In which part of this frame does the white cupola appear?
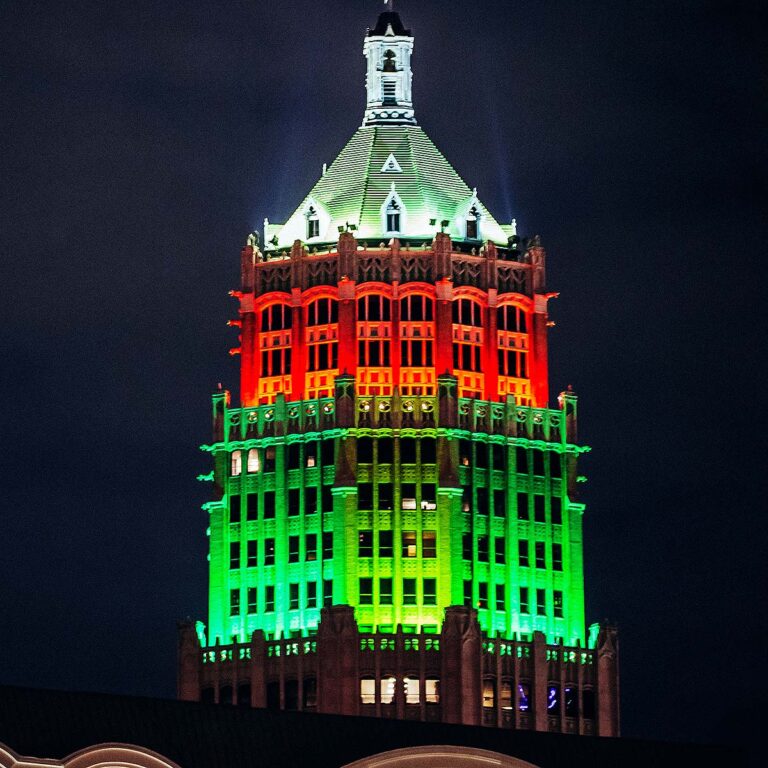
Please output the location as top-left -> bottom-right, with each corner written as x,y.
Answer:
363,5 -> 416,126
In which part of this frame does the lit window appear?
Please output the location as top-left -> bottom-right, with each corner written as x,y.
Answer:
423,578 -> 437,605
380,676 -> 396,704
518,683 -> 530,712
422,530 -> 437,558
230,450 -> 242,476
402,530 -> 417,558
404,677 -> 420,704
482,679 -> 496,708
403,578 -> 417,605
500,680 -> 513,710
425,679 -> 440,704
360,677 -> 376,704
246,448 -> 260,473
548,685 -> 560,713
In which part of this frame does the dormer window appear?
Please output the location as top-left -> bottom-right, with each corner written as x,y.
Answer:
306,206 -> 320,239
466,205 -> 481,240
386,200 -> 401,232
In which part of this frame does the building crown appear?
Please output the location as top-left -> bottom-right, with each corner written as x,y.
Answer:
363,7 -> 416,126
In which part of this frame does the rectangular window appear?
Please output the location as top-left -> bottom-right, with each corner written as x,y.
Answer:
551,497 -> 562,524
306,441 -> 319,467
493,490 -> 506,517
401,482 -> 417,510
421,483 -> 437,510
422,530 -> 437,558
520,586 -> 529,613
402,530 -> 417,558
289,583 -> 299,610
477,487 -> 488,515
307,218 -> 320,239
322,486 -> 333,513
462,532 -> 472,561
322,531 -> 333,560
322,438 -> 335,466
494,537 -> 506,564
246,493 -> 258,521
323,579 -> 333,607
264,538 -> 275,566
423,578 -> 437,605
550,452 -> 562,478
264,446 -> 276,472
358,483 -> 374,509
495,583 -> 505,612
553,543 -> 563,571
535,541 -> 546,569
534,495 -> 545,522
247,539 -> 258,567
516,447 -> 528,474
229,495 -> 241,523
518,539 -> 529,567
378,482 -> 394,510
358,530 -> 373,557
536,588 -> 546,615
288,488 -> 301,516
359,577 -> 373,605
230,589 -> 240,615
380,577 -> 393,605
517,492 -> 528,520
463,579 -> 473,607
289,535 -> 300,563
287,443 -> 301,469
373,531 -> 390,559
306,533 -> 317,561
307,581 -> 317,608
477,535 -> 489,562
263,491 -> 275,519
554,590 -> 564,618
403,578 -> 417,605
229,542 -> 240,569
305,487 -> 318,514
477,582 -> 488,609
247,587 -> 257,614
533,450 -> 545,476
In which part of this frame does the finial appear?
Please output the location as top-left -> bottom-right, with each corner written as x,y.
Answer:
385,0 -> 394,10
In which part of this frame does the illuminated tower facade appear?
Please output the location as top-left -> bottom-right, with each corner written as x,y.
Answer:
178,8 -> 620,737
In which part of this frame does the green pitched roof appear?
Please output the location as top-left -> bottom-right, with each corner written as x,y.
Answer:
270,126 -> 511,248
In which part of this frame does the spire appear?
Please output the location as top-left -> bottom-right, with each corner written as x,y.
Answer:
363,6 -> 416,126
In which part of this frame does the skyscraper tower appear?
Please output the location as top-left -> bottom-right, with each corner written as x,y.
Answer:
178,7 -> 620,737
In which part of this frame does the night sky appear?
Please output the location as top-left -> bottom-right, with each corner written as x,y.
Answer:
1,0 -> 765,763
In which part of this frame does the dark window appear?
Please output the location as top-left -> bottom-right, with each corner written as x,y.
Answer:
264,538 -> 275,566
477,535 -> 489,562
358,530 -> 373,557
550,452 -> 562,478
264,446 -> 276,472
230,589 -> 240,615
380,577 -> 393,605
246,493 -> 258,521
358,483 -> 374,509
321,438 -> 335,466
518,539 -> 530,567
229,542 -> 240,569
536,588 -> 546,615
305,442 -> 318,467
492,444 -> 505,470
493,489 -> 506,517
466,217 -> 478,240
421,483 -> 437,509
378,482 -> 394,510
516,447 -> 528,474
357,437 -> 373,463
463,579 -> 473,606
307,582 -> 317,608
401,482 -> 417,510
423,578 -> 437,605
403,578 -> 417,605
553,543 -> 563,571
422,530 -> 437,558
554,590 -> 564,618
552,497 -> 562,524
462,533 -> 472,560
495,583 -> 505,612
535,541 -> 546,568
220,685 -> 233,705
266,682 -> 279,709
359,577 -> 373,605
565,686 -> 578,717
307,217 -> 320,239
306,533 -> 317,561
477,487 -> 488,515
322,486 -> 333,512
517,492 -> 528,520
520,586 -> 529,613
201,687 -> 215,704
289,583 -> 299,610
305,487 -> 318,514
495,537 -> 506,564
285,680 -> 299,710
459,439 -> 472,466
322,532 -> 333,560
378,438 -> 393,463
265,585 -> 275,612
289,535 -> 300,563
379,530 -> 393,557
421,438 -> 437,463
287,443 -> 301,469
323,579 -> 333,607
534,495 -> 545,522
478,582 -> 488,609
475,443 -> 488,468
583,690 -> 595,718
263,491 -> 275,519
386,212 -> 400,231
247,587 -> 257,614
400,437 -> 417,463
247,539 -> 258,567
229,495 -> 241,524
288,488 -> 301,516
238,683 -> 251,707
533,450 -> 545,476
304,678 -> 318,708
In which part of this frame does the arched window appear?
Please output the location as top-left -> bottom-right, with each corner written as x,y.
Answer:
404,676 -> 420,705
357,293 -> 392,395
399,293 -> 435,395
496,303 -> 531,405
382,49 -> 397,72
466,205 -> 481,240
360,676 -> 376,704
230,450 -> 242,476
305,296 -> 339,398
386,199 -> 401,232
382,187 -> 406,235
380,675 -> 396,705
452,297 -> 485,397
246,448 -> 260,473
258,302 -> 293,403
